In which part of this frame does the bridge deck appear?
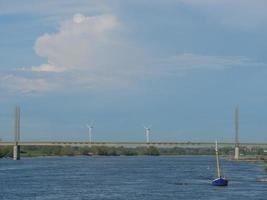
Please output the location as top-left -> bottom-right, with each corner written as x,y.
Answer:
1,141 -> 267,148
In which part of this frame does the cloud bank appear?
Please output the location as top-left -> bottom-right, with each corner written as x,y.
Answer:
0,12 -> 263,95
162,54 -> 260,70
33,13 -> 120,72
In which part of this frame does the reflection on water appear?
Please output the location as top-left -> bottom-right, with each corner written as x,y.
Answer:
0,156 -> 267,200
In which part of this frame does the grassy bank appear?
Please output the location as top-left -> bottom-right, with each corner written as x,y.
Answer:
0,146 -> 13,158
1,145 -> 267,158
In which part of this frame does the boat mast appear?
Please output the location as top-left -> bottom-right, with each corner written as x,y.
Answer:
234,106 -> 240,160
215,140 -> 221,178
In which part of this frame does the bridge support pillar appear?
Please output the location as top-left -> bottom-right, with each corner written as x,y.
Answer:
234,146 -> 239,160
13,144 -> 20,160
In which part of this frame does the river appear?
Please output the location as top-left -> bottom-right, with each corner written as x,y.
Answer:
0,156 -> 267,199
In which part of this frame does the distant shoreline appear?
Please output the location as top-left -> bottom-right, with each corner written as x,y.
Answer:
1,145 -> 267,159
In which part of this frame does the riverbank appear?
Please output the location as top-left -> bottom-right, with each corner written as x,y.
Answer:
1,145 -> 222,158
226,155 -> 266,163
1,145 -> 267,158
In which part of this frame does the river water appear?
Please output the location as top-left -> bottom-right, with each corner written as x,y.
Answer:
0,156 -> 267,200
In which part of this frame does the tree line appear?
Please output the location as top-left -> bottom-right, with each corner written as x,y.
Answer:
1,145 -> 266,158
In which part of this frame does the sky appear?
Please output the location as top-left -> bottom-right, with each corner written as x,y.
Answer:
0,0 -> 267,142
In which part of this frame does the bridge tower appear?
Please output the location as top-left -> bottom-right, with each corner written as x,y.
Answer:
234,106 -> 240,160
13,106 -> 21,160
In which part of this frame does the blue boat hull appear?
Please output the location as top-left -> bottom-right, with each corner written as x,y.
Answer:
212,178 -> 228,186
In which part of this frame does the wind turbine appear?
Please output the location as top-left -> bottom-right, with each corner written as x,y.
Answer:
144,126 -> 151,143
86,123 -> 94,143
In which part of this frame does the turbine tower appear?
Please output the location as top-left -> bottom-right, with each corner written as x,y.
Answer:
86,123 -> 93,143
144,126 -> 151,143
234,106 -> 240,160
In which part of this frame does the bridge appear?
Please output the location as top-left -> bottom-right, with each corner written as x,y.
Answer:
1,141 -> 234,148
2,141 -> 267,148
0,141 -> 267,148
1,106 -> 267,160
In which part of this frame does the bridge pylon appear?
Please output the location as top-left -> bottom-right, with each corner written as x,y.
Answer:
13,106 -> 21,160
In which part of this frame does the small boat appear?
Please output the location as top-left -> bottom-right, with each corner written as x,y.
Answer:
212,140 -> 228,186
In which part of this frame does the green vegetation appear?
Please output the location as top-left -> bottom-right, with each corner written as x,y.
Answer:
1,145 -> 267,158
68,146 -> 160,156
20,146 -> 78,157
0,146 -> 12,158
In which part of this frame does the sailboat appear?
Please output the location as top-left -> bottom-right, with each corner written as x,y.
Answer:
212,140 -> 228,186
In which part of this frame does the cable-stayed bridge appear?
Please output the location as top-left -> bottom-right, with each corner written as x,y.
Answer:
0,141 -> 230,148
1,105 -> 265,160
0,141 -> 267,148
1,141 -> 267,148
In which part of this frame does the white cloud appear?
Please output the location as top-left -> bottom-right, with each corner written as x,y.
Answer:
143,53 -> 264,78
2,13 -> 143,94
34,14 -> 120,71
0,74 -> 56,94
21,64 -> 65,73
162,54 -> 259,70
1,13 -> 263,95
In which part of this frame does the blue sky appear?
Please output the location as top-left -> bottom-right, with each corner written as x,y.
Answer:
0,0 -> 267,142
